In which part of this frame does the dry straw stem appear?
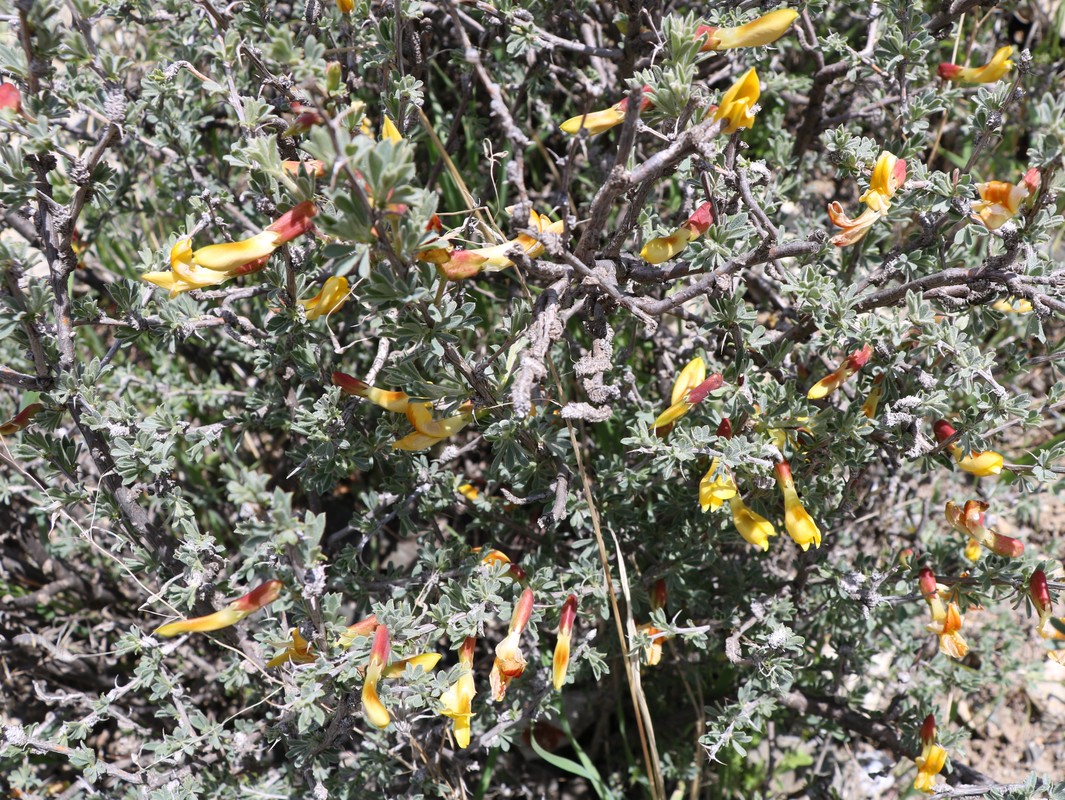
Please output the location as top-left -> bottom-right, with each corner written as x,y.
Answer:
549,358 -> 665,800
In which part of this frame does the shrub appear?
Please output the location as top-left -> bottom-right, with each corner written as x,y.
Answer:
2,0 -> 1064,798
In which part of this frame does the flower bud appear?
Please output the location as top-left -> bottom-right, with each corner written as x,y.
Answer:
325,61 -> 343,93
362,625 -> 392,728
552,594 -> 578,690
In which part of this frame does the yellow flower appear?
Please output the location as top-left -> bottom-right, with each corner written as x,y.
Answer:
712,68 -> 760,134
1029,570 -> 1054,639
933,420 -> 1003,477
860,374 -> 884,419
266,629 -> 317,668
392,400 -> 475,452
381,115 -> 402,143
441,636 -> 477,748
552,594 -> 578,690
143,203 -> 317,297
560,87 -> 653,136
913,715 -> 948,794
362,625 -> 391,729
381,652 -> 442,678
860,152 -> 907,212
697,8 -> 799,50
827,152 -> 906,247
640,202 -> 714,264
699,459 -> 737,511
972,168 -> 1040,230
774,461 -> 821,551
938,45 -> 1013,83
155,579 -> 283,638
806,344 -> 872,400
956,450 -> 1004,476
991,297 -> 1033,313
728,495 -> 776,551
332,372 -> 410,413
653,357 -> 723,435
489,588 -> 535,702
299,276 -> 349,320
336,0 -> 353,13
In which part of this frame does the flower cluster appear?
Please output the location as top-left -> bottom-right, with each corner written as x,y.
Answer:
151,560 -> 580,746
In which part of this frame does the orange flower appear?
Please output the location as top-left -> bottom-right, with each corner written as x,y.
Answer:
440,636 -> 477,748
697,8 -> 798,50
437,209 -> 565,280
807,344 -> 873,400
712,68 -> 760,134
933,420 -> 1003,477
919,568 -> 968,659
637,580 -> 669,666
362,625 -> 391,728
490,588 -> 535,701
552,594 -> 578,690
774,461 -> 821,551
560,86 -> 653,136
938,45 -> 1013,83
155,579 -> 283,637
299,276 -> 349,320
972,168 -> 1040,230
640,202 -> 714,264
266,629 -> 317,668
281,159 -> 326,178
828,152 -> 906,247
913,714 -> 948,793
944,500 -> 1023,558
0,403 -> 43,436
143,203 -> 317,296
